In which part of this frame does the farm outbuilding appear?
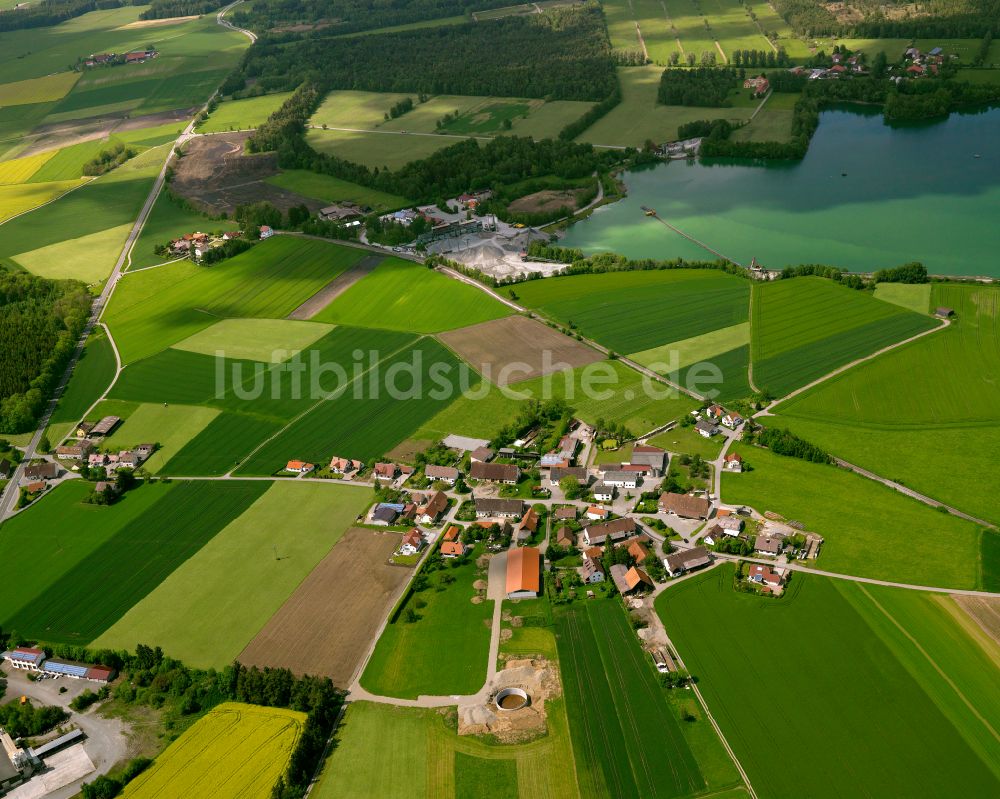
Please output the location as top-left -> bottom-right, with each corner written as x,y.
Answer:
506,546 -> 541,599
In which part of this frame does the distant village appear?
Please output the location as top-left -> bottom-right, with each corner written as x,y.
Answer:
80,49 -> 158,69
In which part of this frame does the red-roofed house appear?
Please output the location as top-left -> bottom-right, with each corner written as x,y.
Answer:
285,460 -> 314,474
441,540 -> 469,558
399,530 -> 424,556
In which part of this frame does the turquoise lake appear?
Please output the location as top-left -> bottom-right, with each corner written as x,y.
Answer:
560,106 -> 1000,277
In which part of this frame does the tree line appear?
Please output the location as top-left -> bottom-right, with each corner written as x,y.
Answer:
730,48 -> 791,68
0,634 -> 344,799
0,0 -> 135,32
139,0 -> 221,19
747,426 -> 831,463
232,6 -> 616,102
773,0 -> 1000,38
230,0 -> 513,36
0,268 -> 90,433
658,67 -> 741,107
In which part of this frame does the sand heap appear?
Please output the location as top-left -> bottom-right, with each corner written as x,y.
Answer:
457,658 -> 561,742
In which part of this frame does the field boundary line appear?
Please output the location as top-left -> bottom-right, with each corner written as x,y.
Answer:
0,176 -> 96,229
307,125 -> 494,143
747,283 -> 760,393
857,583 -> 1000,745
758,317 -> 949,414
230,335 -> 426,475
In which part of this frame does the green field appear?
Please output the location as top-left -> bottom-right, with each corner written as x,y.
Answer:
105,236 -> 366,363
576,67 -> 758,147
0,179 -> 87,224
160,413 -> 284,476
649,421 -> 725,459
199,91 -> 294,133
122,702 -> 304,799
265,169 -> 410,211
722,444 -> 983,589
314,694 -> 581,798
1,145 -> 170,280
13,222 -> 134,282
43,14 -> 247,124
0,72 -> 79,107
312,257 -> 510,332
93,481 -> 370,667
750,277 -> 938,396
3,480 -> 268,643
0,481 -> 175,636
173,318 -> 336,362
306,127 -> 471,170
516,268 -> 749,355
48,328 -> 117,431
128,188 -> 217,269
236,337 -> 465,474
770,283 -> 1000,525
555,600 -> 707,797
415,359 -> 696,442
102,403 -> 221,472
873,281 -> 932,314
730,91 -> 797,143
657,566 -> 1000,798
361,542 -> 493,698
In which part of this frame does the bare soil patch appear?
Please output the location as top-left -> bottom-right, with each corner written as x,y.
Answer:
172,133 -> 324,216
953,595 -> 1000,647
385,437 -> 436,464
438,315 -> 602,384
287,254 -> 381,320
238,527 -> 411,685
19,108 -> 191,158
507,188 -> 588,215
457,657 -> 561,743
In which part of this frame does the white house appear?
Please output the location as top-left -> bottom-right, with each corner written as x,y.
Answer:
602,470 -> 638,489
592,483 -> 614,502
695,420 -> 718,438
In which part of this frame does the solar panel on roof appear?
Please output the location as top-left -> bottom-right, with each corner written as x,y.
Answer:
45,661 -> 88,677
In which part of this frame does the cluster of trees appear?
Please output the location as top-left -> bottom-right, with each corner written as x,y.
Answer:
974,29 -> 994,66
364,213 -> 428,246
526,240 -> 748,279
0,269 -> 90,433
82,142 -> 137,176
730,48 -> 790,68
750,427 -> 831,463
140,0 -> 220,19
658,67 -> 741,107
386,97 -> 414,121
874,261 -> 928,283
492,398 -> 573,449
0,0 -> 129,33
667,50 -> 720,67
80,758 -> 152,799
612,49 -> 648,66
676,117 -> 734,141
0,698 -> 67,739
778,263 -> 865,288
230,0 -> 513,36
234,7 -> 616,102
773,0 -> 1000,38
559,83 -> 622,141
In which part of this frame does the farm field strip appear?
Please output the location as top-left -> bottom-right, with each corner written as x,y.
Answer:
105,237 -> 367,363
555,601 -> 704,797
750,277 -> 937,396
312,257 -> 511,333
102,403 -> 221,472
239,527 -> 413,685
93,481 -> 371,668
122,702 -> 304,799
3,481 -> 269,643
657,568 -> 1000,798
722,444 -> 982,589
516,268 -> 750,355
361,542 -> 494,698
48,329 -> 117,427
199,91 -> 294,133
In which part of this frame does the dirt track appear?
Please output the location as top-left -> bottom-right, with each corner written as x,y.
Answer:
439,315 -> 603,385
238,527 -> 412,685
287,255 -> 382,319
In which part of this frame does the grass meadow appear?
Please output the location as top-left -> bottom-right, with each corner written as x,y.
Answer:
128,189 -> 217,269
576,67 -> 757,147
47,329 -> 117,434
3,480 -> 268,643
199,91 -> 294,133
173,318 -> 335,362
873,282 -> 932,314
312,257 -> 511,333
265,169 -> 410,211
314,695 -> 581,799
0,481 -> 175,637
361,542 -> 494,698
771,283 -> 1000,524
722,445 -> 982,589
0,179 -> 87,224
122,703 -> 304,799
236,337 -> 464,474
555,600 -> 708,798
306,127 -> 465,170
657,567 -> 1000,798
516,268 -> 749,355
105,237 -> 366,363
102,403 -> 221,472
94,481 -> 370,667
750,277 -> 937,396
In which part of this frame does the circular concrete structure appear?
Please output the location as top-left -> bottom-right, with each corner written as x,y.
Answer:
495,687 -> 529,711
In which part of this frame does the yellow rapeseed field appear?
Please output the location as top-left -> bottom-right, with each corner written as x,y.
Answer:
0,72 -> 80,107
0,151 -> 57,185
0,179 -> 87,223
122,702 -> 306,798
